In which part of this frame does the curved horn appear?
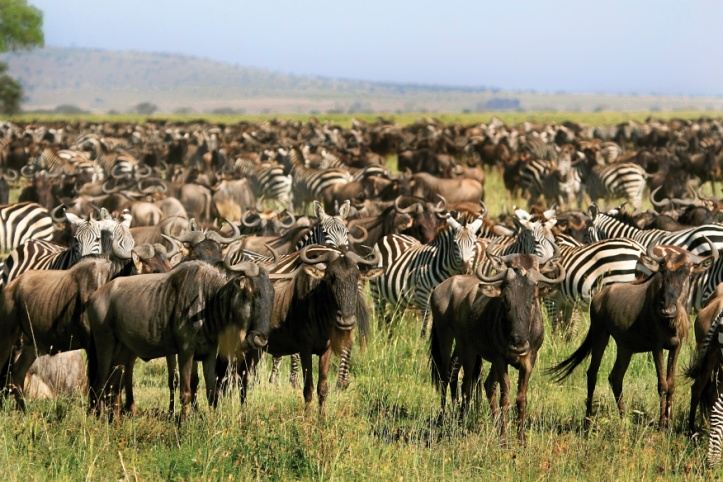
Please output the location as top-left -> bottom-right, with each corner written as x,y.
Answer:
394,196 -> 419,214
172,230 -> 206,246
704,236 -> 719,264
3,168 -> 19,181
241,210 -> 262,228
160,234 -> 179,259
264,243 -> 281,264
646,243 -> 665,264
135,163 -> 152,178
51,204 -> 67,223
20,164 -> 34,178
484,240 -> 505,272
478,201 -> 488,218
649,186 -> 671,210
534,261 -> 567,284
206,219 -> 242,244
432,194 -> 447,213
345,248 -> 381,267
278,209 -> 296,228
475,263 -> 506,284
299,244 -> 339,265
348,224 -> 368,244
102,179 -> 120,194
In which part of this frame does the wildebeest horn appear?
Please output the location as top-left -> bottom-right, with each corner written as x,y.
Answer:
206,219 -> 242,244
241,210 -> 262,227
160,234 -> 179,259
476,261 -> 506,284
432,194 -> 447,213
110,163 -> 129,179
479,201 -> 488,218
650,186 -> 671,209
102,180 -> 120,194
278,210 -> 296,228
173,230 -> 206,246
345,248 -> 380,267
3,168 -> 19,181
51,204 -> 67,223
20,164 -> 35,178
394,196 -> 420,214
264,243 -> 281,264
704,236 -> 719,264
132,244 -> 156,260
646,243 -> 665,264
299,244 -> 340,265
135,163 -> 152,178
534,261 -> 566,285
348,224 -> 368,244
224,257 -> 260,277
484,239 -> 505,272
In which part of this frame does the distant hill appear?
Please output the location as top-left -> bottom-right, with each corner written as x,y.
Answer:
3,47 -> 723,114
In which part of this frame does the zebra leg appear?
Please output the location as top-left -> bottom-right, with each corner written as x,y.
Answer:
707,393 -> 723,468
289,353 -> 301,389
336,346 -> 352,390
269,355 -> 282,384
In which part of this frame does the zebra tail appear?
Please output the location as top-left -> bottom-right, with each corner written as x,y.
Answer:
548,320 -> 602,383
686,310 -> 723,380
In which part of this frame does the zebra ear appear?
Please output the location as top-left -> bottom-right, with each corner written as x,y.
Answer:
338,200 -> 351,220
65,211 -> 83,226
313,201 -> 326,219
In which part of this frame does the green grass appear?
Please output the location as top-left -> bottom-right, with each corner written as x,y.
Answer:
9,110 -> 723,128
0,124 -> 718,480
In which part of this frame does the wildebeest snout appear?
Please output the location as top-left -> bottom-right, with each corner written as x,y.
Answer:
246,330 -> 268,349
336,311 -> 357,330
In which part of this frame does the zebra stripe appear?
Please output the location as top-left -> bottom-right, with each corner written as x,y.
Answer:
583,162 -> 647,209
236,159 -> 293,208
0,202 -> 54,253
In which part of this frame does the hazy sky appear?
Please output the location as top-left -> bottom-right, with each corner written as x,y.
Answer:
31,0 -> 723,95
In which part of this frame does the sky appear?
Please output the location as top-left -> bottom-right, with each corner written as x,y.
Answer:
30,0 -> 723,96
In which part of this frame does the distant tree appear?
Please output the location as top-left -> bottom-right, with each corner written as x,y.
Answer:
173,106 -> 194,115
133,101 -> 158,115
0,0 -> 43,114
54,103 -> 88,114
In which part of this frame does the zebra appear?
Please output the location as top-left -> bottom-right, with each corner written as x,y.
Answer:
370,214 -> 485,336
0,209 -> 134,287
519,158 -> 552,206
236,158 -> 293,209
543,235 -> 649,332
588,205 -> 723,309
579,161 -> 648,210
284,147 -> 353,211
0,202 -> 55,254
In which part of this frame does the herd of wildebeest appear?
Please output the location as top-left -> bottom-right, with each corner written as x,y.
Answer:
1,116 -> 723,464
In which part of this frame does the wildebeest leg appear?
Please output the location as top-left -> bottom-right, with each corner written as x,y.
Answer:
662,347 -> 680,428
239,351 -> 259,405
449,352 -> 461,407
585,331 -> 609,425
166,355 -> 177,416
498,363 -> 511,445
202,352 -> 218,409
484,365 -> 499,423
608,345 -> 633,418
10,345 -> 37,411
516,355 -> 533,445
317,347 -> 332,416
300,351 -> 314,412
459,352 -> 477,419
190,361 -> 200,410
178,351 -> 195,420
650,347 -> 669,427
122,355 -> 138,415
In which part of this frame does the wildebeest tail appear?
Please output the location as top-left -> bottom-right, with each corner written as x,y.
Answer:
686,309 -> 723,380
548,319 -> 602,383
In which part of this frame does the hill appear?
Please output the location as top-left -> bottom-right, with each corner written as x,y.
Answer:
4,47 -> 723,114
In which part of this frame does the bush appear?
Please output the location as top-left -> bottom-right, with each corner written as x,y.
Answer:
132,101 -> 158,115
53,104 -> 88,114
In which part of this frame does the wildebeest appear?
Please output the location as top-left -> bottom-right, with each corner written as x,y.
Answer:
265,245 -> 382,413
430,245 -> 565,444
88,258 -> 273,419
551,241 -> 718,428
0,257 -> 117,409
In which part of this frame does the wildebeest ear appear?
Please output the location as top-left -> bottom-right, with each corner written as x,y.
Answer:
65,211 -> 83,226
479,284 -> 502,298
693,256 -> 714,273
303,264 -> 326,280
360,267 -> 384,281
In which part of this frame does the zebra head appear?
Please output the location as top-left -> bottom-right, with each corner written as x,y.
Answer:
513,208 -> 557,260
447,215 -> 484,273
65,212 -> 103,257
98,208 -> 135,259
312,200 -> 351,249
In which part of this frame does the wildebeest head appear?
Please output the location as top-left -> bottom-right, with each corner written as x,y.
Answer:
477,245 -> 565,357
131,239 -> 178,274
172,219 -> 241,264
641,240 -> 718,319
222,258 -> 274,350
393,195 -> 446,242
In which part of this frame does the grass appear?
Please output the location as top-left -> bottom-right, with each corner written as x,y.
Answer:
0,125 -> 719,480
8,110 -> 723,128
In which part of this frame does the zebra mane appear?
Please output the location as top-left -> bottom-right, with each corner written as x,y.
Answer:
602,208 -> 639,229
686,309 -> 723,380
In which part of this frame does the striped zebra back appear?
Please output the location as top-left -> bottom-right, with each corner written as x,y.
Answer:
237,159 -> 292,207
0,202 -> 54,253
590,162 -> 647,208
